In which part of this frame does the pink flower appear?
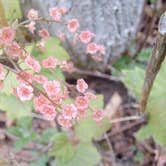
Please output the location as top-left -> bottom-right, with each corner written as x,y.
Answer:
76,78 -> 88,93
25,54 -> 41,72
78,109 -> 87,118
38,29 -> 50,39
75,96 -> 88,110
86,42 -> 98,54
17,71 -> 32,84
27,9 -> 39,20
84,92 -> 96,101
93,109 -> 104,122
49,7 -> 62,21
59,61 -> 74,72
91,55 -> 102,62
59,7 -> 67,15
0,64 -> 5,80
17,83 -> 33,101
33,74 -> 48,84
0,27 -> 15,46
42,56 -> 57,68
62,104 -> 77,120
79,31 -> 95,44
41,104 -> 57,121
57,31 -> 66,42
52,94 -> 63,106
37,40 -> 46,52
98,45 -> 106,55
34,94 -> 50,111
67,19 -> 80,32
7,42 -> 23,57
27,21 -> 36,34
43,80 -> 61,97
58,115 -> 72,129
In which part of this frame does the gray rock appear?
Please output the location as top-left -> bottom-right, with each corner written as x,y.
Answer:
20,0 -> 145,70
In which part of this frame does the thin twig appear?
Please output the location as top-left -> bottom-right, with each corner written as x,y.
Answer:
133,1 -> 158,60
104,133 -> 116,165
140,12 -> 166,113
73,67 -> 121,82
110,115 -> 141,124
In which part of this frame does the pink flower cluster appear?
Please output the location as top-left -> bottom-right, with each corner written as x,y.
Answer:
0,7 -> 107,130
26,7 -> 106,61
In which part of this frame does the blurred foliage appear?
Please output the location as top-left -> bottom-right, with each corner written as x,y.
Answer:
122,60 -> 166,147
7,117 -> 37,150
1,72 -> 18,95
32,37 -> 70,61
0,94 -> 32,119
1,0 -> 22,21
49,95 -> 108,165
76,95 -> 110,142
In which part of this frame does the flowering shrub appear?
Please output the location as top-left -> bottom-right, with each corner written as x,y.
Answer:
0,7 -> 106,128
0,5 -> 110,165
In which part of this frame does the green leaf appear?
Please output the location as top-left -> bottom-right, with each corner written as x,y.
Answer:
122,67 -> 145,98
7,126 -> 22,137
49,133 -> 76,163
137,48 -> 151,61
76,95 -> 110,142
76,114 -> 110,142
55,143 -> 101,166
2,0 -> 22,21
1,72 -> 18,95
30,155 -> 49,166
41,128 -> 58,143
113,55 -> 131,71
14,137 -> 30,150
89,95 -> 104,110
134,149 -> 144,163
40,67 -> 65,81
123,62 -> 166,147
32,37 -> 70,61
17,116 -> 32,129
0,94 -> 32,119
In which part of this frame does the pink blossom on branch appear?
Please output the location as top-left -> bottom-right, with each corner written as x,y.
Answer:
84,92 -> 96,101
86,43 -> 106,55
0,27 -> 15,46
38,29 -> 50,39
61,104 -> 77,120
27,9 -> 39,20
79,31 -> 95,44
49,7 -> 62,21
25,54 -> 41,73
67,19 -> 80,33
33,74 -> 48,84
76,78 -> 88,93
58,115 -> 72,129
98,45 -> 106,55
34,94 -> 50,112
57,31 -> 66,42
17,71 -> 33,84
43,80 -> 61,97
40,104 -> 57,121
17,83 -> 33,101
93,109 -> 104,122
37,40 -> 46,52
27,21 -> 36,34
86,42 -> 98,54
75,96 -> 88,110
7,42 -> 23,57
42,56 -> 57,69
